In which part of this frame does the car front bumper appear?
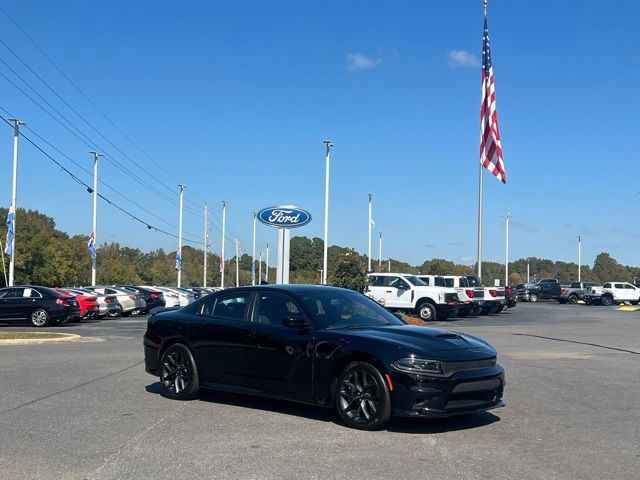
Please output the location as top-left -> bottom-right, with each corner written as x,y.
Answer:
390,365 -> 505,418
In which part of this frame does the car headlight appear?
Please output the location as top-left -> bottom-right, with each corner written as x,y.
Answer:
393,356 -> 442,374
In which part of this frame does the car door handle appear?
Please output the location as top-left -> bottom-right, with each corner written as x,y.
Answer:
386,290 -> 392,293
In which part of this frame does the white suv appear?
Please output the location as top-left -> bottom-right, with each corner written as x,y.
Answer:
366,273 -> 460,321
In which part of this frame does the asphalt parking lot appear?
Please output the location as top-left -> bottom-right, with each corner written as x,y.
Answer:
0,303 -> 638,480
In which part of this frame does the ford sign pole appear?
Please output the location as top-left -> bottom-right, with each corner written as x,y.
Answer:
257,207 -> 311,284
322,141 -> 333,284
252,212 -> 257,285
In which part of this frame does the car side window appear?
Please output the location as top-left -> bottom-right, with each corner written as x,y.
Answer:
624,284 -> 635,289
420,277 -> 430,286
368,276 -> 384,287
0,288 -> 17,299
252,293 -> 301,326
614,283 -> 624,289
24,288 -> 42,298
203,293 -> 251,321
5,288 -> 24,298
387,277 -> 409,289
603,283 -> 611,288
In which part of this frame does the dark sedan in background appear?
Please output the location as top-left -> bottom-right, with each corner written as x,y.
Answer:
144,285 -> 505,430
0,286 -> 80,327
120,285 -> 165,313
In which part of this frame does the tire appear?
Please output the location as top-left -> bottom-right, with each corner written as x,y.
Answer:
30,308 -> 50,328
480,307 -> 490,315
600,295 -> 613,307
457,309 -> 469,318
335,361 -> 391,431
159,343 -> 200,400
568,294 -> 579,305
496,305 -> 505,313
529,293 -> 538,303
470,304 -> 482,316
416,302 -> 436,321
121,310 -> 132,317
631,301 -> 639,306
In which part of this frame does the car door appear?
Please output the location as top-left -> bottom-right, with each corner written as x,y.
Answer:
0,288 -> 21,319
0,288 -> 28,320
188,292 -> 254,388
383,276 -> 413,308
626,284 -> 640,301
366,275 -> 388,304
241,292 -> 314,401
612,283 -> 627,301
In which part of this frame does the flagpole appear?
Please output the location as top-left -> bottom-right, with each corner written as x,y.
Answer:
258,251 -> 262,283
177,185 -> 185,287
252,212 -> 257,285
8,118 -> 24,287
203,202 -> 208,287
378,231 -> 382,271
367,193 -> 373,271
504,210 -> 511,287
89,151 -> 102,286
220,200 -> 227,288
477,0 -> 487,281
322,140 -> 333,285
0,238 -> 7,287
235,237 -> 239,287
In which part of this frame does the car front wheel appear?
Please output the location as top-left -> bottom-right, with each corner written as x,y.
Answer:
529,293 -> 538,303
159,343 -> 200,400
336,361 -> 391,430
600,295 -> 613,307
30,308 -> 50,327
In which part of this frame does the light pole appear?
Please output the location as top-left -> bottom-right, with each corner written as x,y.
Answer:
378,231 -> 383,271
503,211 -> 511,287
203,203 -> 208,287
220,200 -> 227,288
577,235 -> 582,282
265,243 -> 269,283
252,212 -> 257,285
177,184 -> 185,287
235,237 -> 239,287
7,118 -> 24,287
89,151 -> 102,286
322,140 -> 333,284
367,193 -> 373,271
527,259 -> 530,283
258,251 -> 262,283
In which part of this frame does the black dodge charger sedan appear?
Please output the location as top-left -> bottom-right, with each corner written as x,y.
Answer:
144,285 -> 505,430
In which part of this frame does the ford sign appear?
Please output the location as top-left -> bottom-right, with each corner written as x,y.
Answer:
257,206 -> 312,229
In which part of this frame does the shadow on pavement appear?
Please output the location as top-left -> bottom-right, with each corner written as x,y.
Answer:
145,382 -> 501,433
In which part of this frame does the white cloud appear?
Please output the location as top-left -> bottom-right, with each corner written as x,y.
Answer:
346,53 -> 382,71
448,49 -> 480,68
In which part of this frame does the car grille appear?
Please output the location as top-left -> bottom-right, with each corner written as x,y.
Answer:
440,357 -> 497,376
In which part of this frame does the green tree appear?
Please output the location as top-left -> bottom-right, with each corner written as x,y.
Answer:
329,253 -> 367,292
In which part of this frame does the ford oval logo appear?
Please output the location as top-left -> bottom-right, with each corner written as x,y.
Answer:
257,206 -> 312,229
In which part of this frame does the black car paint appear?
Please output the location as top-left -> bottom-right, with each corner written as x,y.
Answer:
144,285 -> 505,418
120,285 -> 166,312
0,285 -> 80,325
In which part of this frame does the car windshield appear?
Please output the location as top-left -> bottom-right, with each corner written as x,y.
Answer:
299,291 -> 404,329
404,276 -> 427,286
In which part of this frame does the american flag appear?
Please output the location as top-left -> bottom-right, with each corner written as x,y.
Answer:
480,15 -> 506,184
87,231 -> 97,259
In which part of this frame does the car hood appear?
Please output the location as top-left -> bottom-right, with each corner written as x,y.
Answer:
330,325 -> 495,353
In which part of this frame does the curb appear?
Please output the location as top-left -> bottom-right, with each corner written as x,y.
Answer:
616,306 -> 640,312
0,333 -> 81,345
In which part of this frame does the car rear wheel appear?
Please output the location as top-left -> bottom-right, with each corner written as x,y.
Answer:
601,295 -> 613,306
416,302 -> 436,321
30,308 -> 50,328
336,361 -> 391,431
568,294 -> 579,304
529,293 -> 538,303
159,343 -> 199,400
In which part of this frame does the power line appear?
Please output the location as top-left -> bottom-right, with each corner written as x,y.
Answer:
0,114 -> 204,246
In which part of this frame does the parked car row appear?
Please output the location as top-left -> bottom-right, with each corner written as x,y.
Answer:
515,278 -> 640,307
0,284 -> 221,327
365,272 -> 515,321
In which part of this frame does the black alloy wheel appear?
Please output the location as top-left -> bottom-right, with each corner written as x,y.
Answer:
568,294 -> 579,304
159,344 -> 200,400
529,293 -> 538,303
336,361 -> 391,430
30,308 -> 50,327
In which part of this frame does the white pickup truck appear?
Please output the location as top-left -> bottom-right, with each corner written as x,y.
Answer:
465,275 -> 506,314
417,275 -> 484,317
366,273 -> 461,321
584,282 -> 640,306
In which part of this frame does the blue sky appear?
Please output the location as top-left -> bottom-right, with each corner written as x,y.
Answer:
0,0 -> 638,268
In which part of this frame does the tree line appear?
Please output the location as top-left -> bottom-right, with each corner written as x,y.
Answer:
1,207 -> 639,287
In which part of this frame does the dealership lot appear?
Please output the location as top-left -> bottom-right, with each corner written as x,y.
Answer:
0,303 -> 638,480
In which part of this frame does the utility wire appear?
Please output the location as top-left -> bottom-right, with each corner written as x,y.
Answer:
0,114 -> 204,246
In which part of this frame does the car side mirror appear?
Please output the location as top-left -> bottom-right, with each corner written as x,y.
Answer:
282,316 -> 309,328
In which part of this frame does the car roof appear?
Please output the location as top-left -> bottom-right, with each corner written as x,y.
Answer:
211,284 -> 356,296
